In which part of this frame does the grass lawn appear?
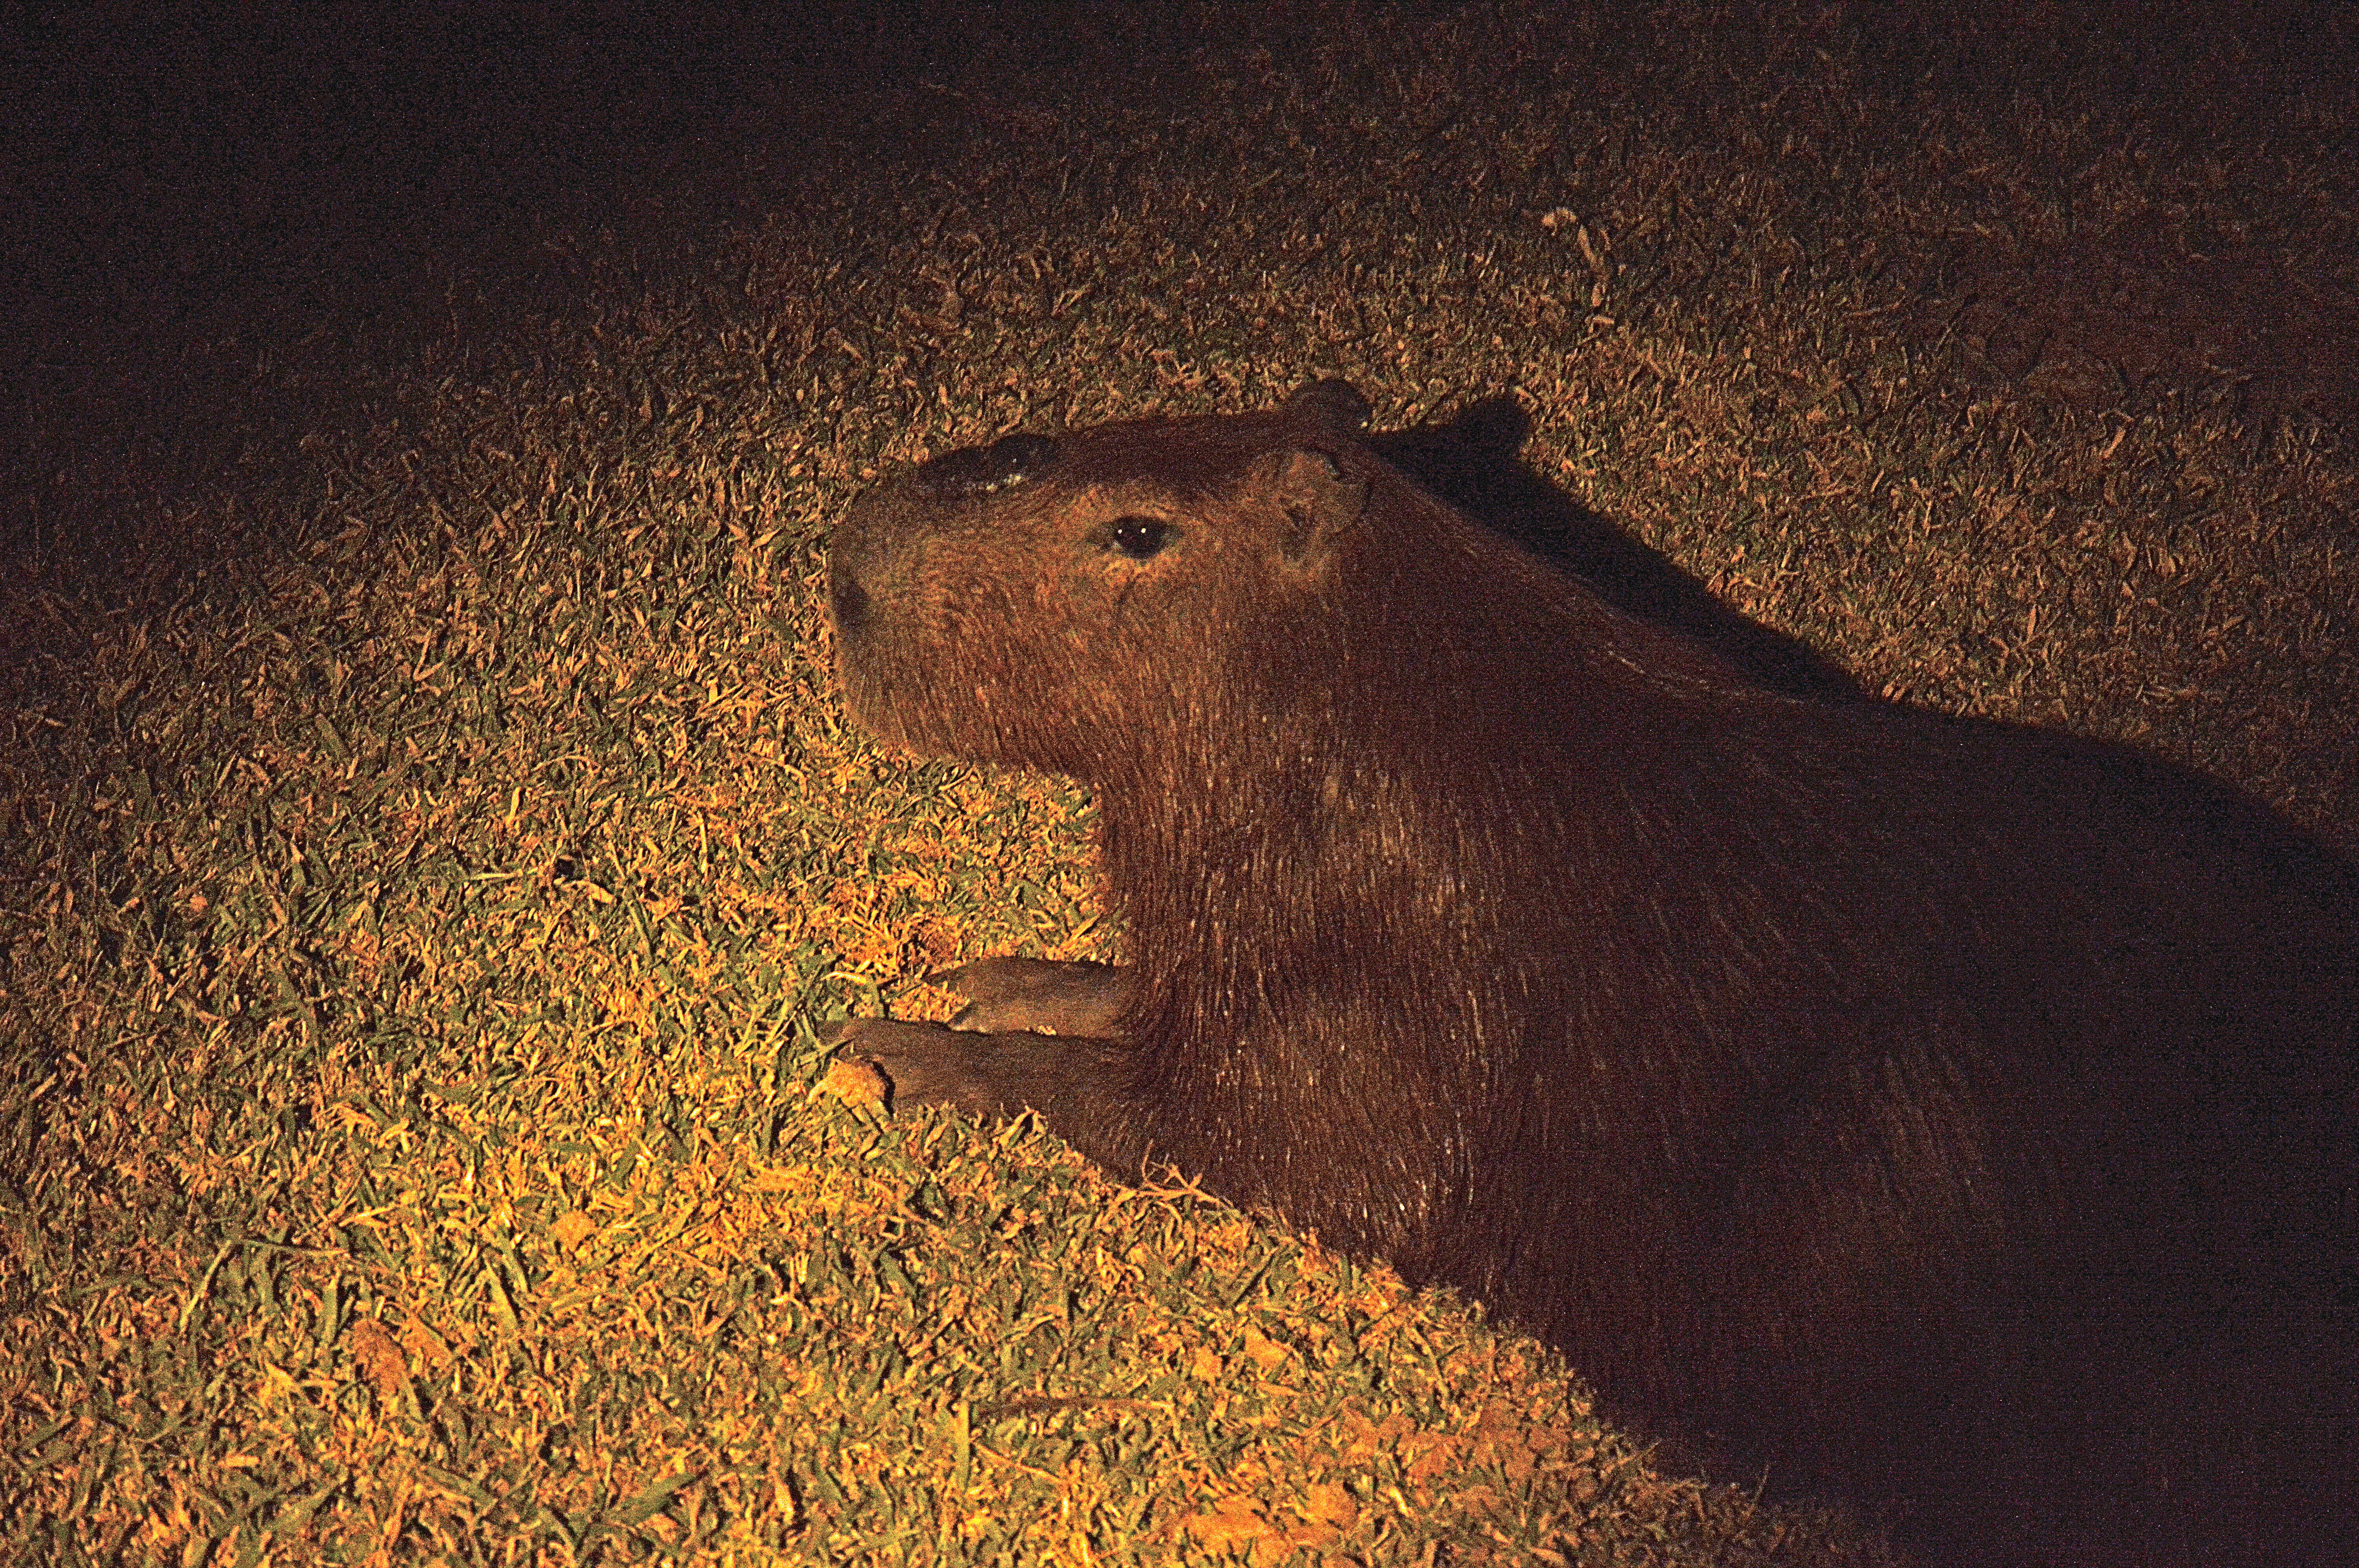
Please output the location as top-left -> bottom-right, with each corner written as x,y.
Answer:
3,3 -> 2353,1563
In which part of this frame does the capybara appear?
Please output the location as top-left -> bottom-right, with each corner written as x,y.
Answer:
825,380 -> 2359,1565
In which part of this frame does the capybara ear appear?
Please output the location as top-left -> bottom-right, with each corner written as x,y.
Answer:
1281,378 -> 1372,434
1255,446 -> 1367,569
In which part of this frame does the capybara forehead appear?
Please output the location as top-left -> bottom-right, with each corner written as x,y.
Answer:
893,381 -> 1372,515
915,408 -> 1316,509
1058,408 -> 1301,479
909,433 -> 1060,499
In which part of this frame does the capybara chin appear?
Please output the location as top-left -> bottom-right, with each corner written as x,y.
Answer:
825,379 -> 2359,1566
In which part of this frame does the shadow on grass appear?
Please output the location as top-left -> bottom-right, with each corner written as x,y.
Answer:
1374,396 -> 1866,702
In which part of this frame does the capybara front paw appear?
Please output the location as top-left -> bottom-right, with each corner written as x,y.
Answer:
827,1016 -> 1009,1116
937,957 -> 1129,1037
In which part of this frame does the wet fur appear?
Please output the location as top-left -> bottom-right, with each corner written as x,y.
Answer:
825,381 -> 2359,1566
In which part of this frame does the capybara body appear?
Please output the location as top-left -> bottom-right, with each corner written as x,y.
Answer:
826,381 -> 2359,1565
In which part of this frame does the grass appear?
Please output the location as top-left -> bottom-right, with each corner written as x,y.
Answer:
3,2 -> 2354,1563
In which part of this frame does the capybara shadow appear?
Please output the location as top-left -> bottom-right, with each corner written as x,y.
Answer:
824,380 -> 2359,1567
1367,396 -> 1860,701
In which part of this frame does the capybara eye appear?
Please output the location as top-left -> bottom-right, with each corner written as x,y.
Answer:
1105,517 -> 1173,560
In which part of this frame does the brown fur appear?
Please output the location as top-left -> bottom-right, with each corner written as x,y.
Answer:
826,381 -> 2359,1566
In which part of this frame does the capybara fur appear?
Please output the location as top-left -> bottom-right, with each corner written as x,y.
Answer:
825,380 -> 2359,1566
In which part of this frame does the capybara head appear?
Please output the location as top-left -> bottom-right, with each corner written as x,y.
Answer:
827,381 -> 1407,777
